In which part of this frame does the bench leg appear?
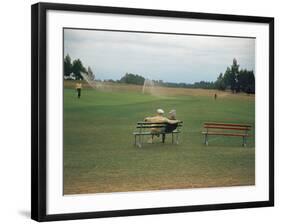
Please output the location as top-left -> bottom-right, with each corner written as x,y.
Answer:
162,134 -> 166,143
172,133 -> 174,144
176,133 -> 179,144
134,135 -> 141,148
204,134 -> 208,146
139,135 -> 142,148
137,135 -> 142,148
242,136 -> 247,147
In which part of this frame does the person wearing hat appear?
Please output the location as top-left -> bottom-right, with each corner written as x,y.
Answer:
144,109 -> 179,143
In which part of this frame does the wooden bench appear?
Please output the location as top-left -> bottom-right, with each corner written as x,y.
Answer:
133,121 -> 183,148
202,122 -> 252,147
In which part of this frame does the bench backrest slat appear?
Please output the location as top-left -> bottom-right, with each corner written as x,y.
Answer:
203,122 -> 252,135
137,121 -> 183,125
137,124 -> 183,128
204,126 -> 250,131
204,122 -> 251,128
137,125 -> 167,128
136,121 -> 183,130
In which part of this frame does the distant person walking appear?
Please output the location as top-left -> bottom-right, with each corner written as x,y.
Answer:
76,82 -> 82,98
214,93 -> 217,100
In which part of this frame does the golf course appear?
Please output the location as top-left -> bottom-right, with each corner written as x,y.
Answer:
63,81 -> 255,195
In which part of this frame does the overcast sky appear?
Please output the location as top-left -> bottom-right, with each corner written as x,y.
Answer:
64,29 -> 255,84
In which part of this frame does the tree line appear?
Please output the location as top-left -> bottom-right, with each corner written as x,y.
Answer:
117,59 -> 255,94
112,73 -> 217,89
214,58 -> 255,93
64,55 -> 255,94
64,54 -> 94,80
119,73 -> 145,85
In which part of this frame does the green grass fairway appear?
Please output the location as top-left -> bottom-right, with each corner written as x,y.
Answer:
63,83 -> 255,194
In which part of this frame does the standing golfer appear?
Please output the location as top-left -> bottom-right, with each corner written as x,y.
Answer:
76,82 -> 82,98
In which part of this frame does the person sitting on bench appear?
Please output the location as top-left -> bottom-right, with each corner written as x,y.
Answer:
144,109 -> 179,143
165,109 -> 178,133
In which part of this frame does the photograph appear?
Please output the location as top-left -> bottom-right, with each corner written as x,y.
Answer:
63,28 -> 256,195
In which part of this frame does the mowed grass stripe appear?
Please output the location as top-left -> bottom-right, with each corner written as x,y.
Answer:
63,85 -> 255,194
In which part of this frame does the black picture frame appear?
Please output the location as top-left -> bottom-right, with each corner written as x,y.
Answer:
31,2 -> 274,222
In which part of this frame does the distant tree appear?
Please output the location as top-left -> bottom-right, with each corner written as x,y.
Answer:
223,67 -> 234,91
72,59 -> 87,80
221,59 -> 239,92
64,54 -> 72,76
215,73 -> 226,90
120,73 -> 145,85
231,58 -> 240,92
237,69 -> 255,93
216,58 -> 255,94
192,81 -> 215,89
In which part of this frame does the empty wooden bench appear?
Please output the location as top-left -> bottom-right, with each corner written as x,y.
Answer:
133,121 -> 183,148
202,122 -> 251,147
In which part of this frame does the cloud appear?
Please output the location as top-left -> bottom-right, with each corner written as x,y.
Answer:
64,29 -> 255,83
